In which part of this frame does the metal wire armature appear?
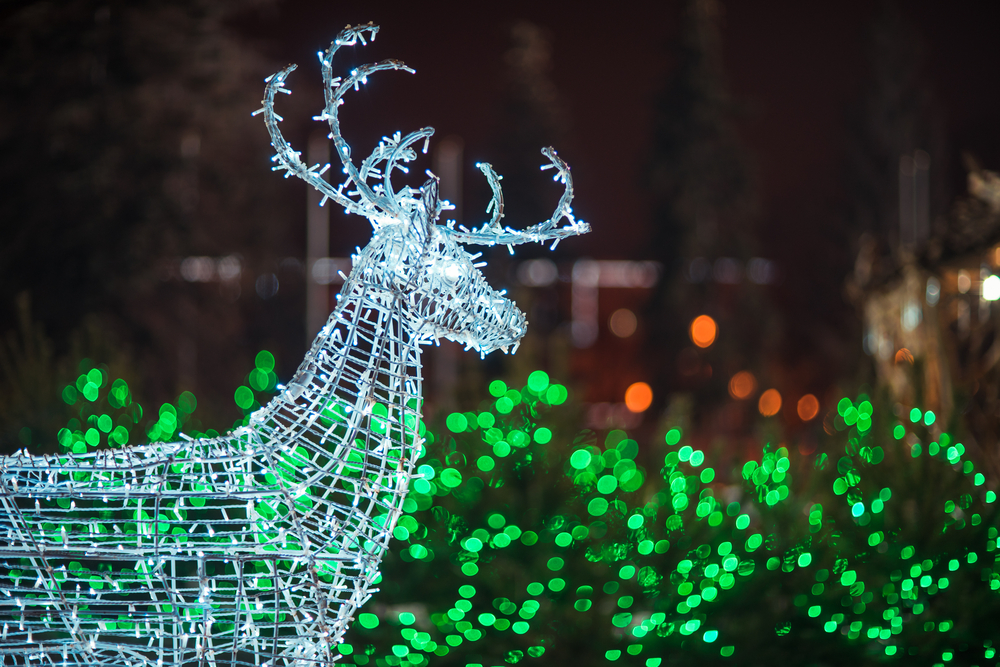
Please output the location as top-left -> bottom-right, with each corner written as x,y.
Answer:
0,22 -> 588,666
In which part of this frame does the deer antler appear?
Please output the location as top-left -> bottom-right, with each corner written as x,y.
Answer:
256,22 -> 590,248
255,23 -> 431,227
443,147 -> 590,250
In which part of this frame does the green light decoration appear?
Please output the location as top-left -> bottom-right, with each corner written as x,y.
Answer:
52,351 -> 278,459
340,376 -> 1000,667
54,361 -> 209,455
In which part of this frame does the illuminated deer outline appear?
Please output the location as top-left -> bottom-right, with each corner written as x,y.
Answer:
0,22 -> 588,666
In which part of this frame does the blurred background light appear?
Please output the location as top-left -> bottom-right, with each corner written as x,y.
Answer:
747,257 -> 779,285
255,273 -> 279,299
571,260 -> 660,347
713,257 -> 741,284
609,308 -> 637,338
728,371 -> 756,400
517,259 -> 559,287
758,388 -> 782,417
982,274 -> 1000,300
926,276 -> 941,305
957,270 -> 972,293
901,298 -> 922,331
180,256 -> 216,282
311,257 -> 352,286
689,315 -> 717,348
179,255 -> 242,282
796,394 -> 819,421
624,382 -> 653,413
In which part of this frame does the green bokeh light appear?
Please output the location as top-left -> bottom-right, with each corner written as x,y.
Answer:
527,370 -> 550,393
446,413 -> 468,433
255,349 -> 275,372
234,385 -> 254,409
322,372 -> 999,666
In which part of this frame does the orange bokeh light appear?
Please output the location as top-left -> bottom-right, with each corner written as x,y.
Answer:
758,388 -> 782,417
624,382 -> 653,413
690,315 -> 717,348
797,394 -> 820,421
728,371 -> 757,399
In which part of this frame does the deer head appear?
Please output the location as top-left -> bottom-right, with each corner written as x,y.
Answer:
256,23 -> 589,356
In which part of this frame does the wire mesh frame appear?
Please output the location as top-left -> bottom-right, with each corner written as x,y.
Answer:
0,260 -> 426,665
0,22 -> 588,666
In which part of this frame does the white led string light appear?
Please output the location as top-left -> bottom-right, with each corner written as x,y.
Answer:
0,23 -> 587,666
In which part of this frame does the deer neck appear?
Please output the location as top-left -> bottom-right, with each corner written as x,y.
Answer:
257,275 -> 424,466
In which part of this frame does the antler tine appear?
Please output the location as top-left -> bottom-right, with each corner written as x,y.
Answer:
255,64 -> 355,212
376,127 -> 435,214
256,22 -> 433,225
445,147 -> 590,248
319,24 -> 418,220
476,162 -> 505,231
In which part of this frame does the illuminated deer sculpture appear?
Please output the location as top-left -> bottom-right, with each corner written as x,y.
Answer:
0,23 -> 588,667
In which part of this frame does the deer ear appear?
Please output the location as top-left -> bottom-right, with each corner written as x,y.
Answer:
416,173 -> 442,239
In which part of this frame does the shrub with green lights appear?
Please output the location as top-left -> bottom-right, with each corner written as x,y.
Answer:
233,350 -> 279,416
342,377 -> 1000,667
53,351 -> 280,456
54,360 -> 199,453
36,358 -> 1000,666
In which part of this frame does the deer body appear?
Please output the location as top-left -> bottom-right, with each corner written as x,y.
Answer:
0,23 -> 587,666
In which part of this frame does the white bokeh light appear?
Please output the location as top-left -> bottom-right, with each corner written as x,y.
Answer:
983,274 -> 1000,301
